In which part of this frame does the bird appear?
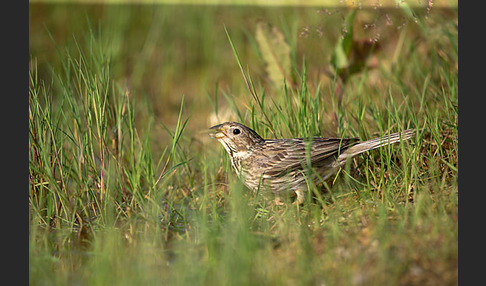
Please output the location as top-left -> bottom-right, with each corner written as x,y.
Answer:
209,122 -> 414,204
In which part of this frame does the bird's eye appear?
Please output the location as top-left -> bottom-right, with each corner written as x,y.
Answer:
233,128 -> 241,135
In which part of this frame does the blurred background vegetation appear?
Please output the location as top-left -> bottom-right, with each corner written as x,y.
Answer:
30,1 -> 457,150
29,1 -> 457,285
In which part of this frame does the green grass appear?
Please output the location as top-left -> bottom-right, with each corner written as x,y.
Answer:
29,4 -> 457,285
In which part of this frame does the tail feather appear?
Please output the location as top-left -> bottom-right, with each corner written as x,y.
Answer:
338,129 -> 415,164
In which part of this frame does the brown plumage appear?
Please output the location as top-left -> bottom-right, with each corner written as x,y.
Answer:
209,122 -> 414,204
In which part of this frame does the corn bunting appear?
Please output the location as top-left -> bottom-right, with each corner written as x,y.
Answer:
209,122 -> 414,204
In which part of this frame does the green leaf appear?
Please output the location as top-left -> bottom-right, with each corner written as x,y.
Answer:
398,1 -> 427,31
331,9 -> 357,71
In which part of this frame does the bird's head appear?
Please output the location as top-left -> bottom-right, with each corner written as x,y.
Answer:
209,122 -> 264,154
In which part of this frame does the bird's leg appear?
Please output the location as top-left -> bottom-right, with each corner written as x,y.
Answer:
293,189 -> 305,205
273,196 -> 285,206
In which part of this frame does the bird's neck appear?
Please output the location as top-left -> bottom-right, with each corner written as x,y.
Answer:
230,150 -> 251,175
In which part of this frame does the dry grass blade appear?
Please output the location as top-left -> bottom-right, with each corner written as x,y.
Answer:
255,21 -> 292,89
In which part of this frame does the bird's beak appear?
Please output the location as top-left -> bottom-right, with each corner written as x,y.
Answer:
208,124 -> 226,139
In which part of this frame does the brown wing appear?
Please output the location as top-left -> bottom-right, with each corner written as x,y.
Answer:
257,137 -> 359,177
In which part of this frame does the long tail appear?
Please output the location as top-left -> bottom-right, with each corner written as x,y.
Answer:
338,129 -> 415,164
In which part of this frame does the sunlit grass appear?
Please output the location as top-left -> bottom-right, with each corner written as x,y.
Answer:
29,4 -> 457,285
